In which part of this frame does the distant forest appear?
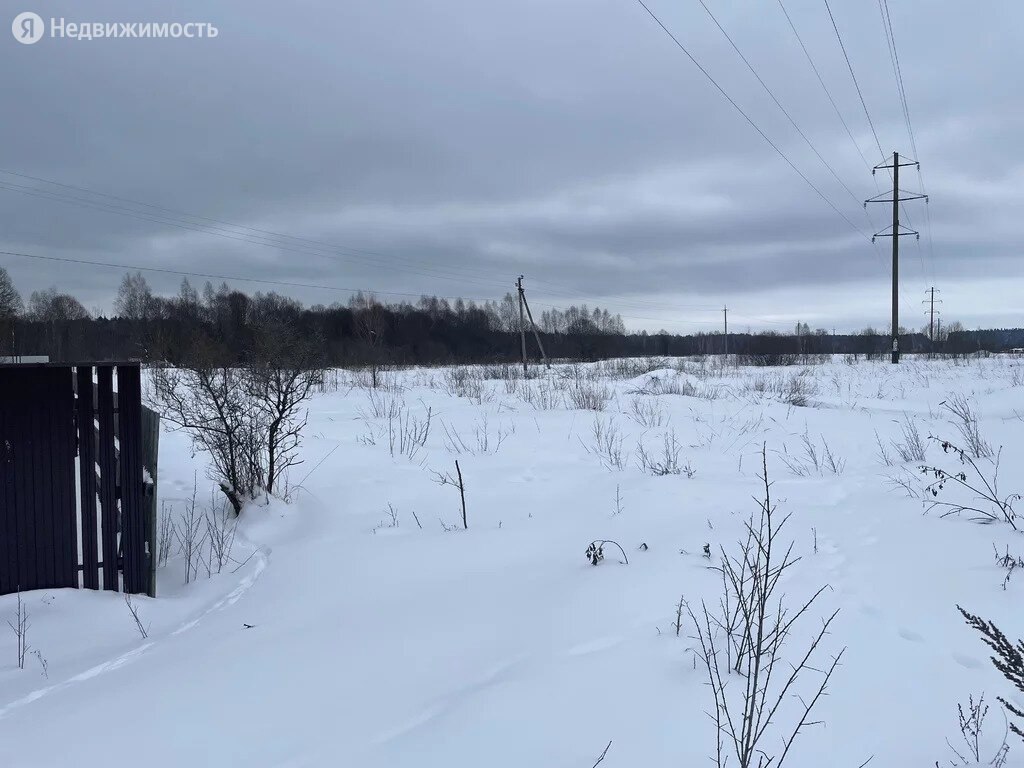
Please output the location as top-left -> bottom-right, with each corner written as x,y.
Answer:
0,268 -> 1021,365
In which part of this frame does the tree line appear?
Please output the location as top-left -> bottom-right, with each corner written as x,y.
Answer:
0,267 -> 1020,365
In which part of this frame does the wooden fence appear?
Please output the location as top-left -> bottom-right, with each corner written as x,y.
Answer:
0,363 -> 158,597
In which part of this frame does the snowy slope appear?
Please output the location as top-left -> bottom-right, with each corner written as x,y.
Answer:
1,356 -> 1022,767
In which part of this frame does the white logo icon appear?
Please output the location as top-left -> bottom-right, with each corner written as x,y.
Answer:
12,11 -> 44,44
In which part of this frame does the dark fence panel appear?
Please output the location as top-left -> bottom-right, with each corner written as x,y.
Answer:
116,366 -> 145,594
0,367 -> 78,593
0,363 -> 156,598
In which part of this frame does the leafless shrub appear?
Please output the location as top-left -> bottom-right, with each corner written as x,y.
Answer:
158,501 -> 176,568
442,414 -> 513,455
7,587 -> 29,669
891,415 -> 927,463
943,394 -> 993,459
920,438 -> 1018,529
387,401 -> 433,461
244,325 -> 326,498
636,428 -> 693,477
124,593 -> 150,639
958,607 -> 1024,745
599,357 -> 667,379
520,379 -> 563,410
373,503 -> 400,533
150,362 -> 258,515
940,693 -> 1010,767
150,325 -> 323,513
779,430 -> 845,476
781,370 -> 816,407
582,416 -> 628,471
432,460 -> 468,529
686,447 -> 845,768
627,396 -> 668,428
993,544 -> 1024,590
874,430 -> 895,467
360,388 -> 404,420
204,499 -> 237,575
629,373 -> 695,397
441,366 -> 488,402
567,380 -> 613,411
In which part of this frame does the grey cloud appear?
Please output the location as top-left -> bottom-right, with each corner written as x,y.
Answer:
0,0 -> 1020,332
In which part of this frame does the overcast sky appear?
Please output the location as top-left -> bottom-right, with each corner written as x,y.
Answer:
1,0 -> 1020,333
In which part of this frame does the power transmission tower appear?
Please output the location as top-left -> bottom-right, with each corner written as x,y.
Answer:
865,152 -> 927,363
922,286 -> 941,354
723,305 -> 728,356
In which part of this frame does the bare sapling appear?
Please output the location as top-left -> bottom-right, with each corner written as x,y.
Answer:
686,446 -> 846,768
7,587 -> 30,669
176,479 -> 209,585
432,460 -> 468,529
124,593 -> 150,639
205,497 -> 238,574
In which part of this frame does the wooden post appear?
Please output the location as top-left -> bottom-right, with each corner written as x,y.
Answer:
520,289 -> 549,369
516,276 -> 528,374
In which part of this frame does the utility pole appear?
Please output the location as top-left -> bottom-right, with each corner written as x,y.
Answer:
519,279 -> 549,370
922,287 -> 941,354
516,275 -> 527,374
723,305 -> 728,357
865,152 -> 927,364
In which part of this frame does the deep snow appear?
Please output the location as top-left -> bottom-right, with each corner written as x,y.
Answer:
1,355 -> 1023,767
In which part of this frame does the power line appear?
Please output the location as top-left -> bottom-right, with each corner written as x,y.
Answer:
822,0 -> 885,162
631,0 -> 870,240
776,0 -> 873,171
879,0 -> 918,162
877,0 -> 936,285
696,0 -> 864,210
0,172 -> 510,291
822,0 -> 924,284
0,168 -> 509,286
0,249 -> 502,304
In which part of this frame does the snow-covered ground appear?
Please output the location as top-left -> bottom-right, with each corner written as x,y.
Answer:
2,355 -> 1023,767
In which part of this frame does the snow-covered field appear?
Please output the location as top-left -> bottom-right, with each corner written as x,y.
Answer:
2,355 -> 1023,767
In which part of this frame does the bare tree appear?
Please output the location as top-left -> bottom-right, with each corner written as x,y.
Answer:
26,287 -> 90,321
246,318 -> 326,495
352,295 -> 389,388
114,271 -> 155,320
149,346 -> 258,515
0,266 -> 23,319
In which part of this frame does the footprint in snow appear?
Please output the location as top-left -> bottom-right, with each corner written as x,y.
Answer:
897,628 -> 924,643
952,653 -> 983,669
